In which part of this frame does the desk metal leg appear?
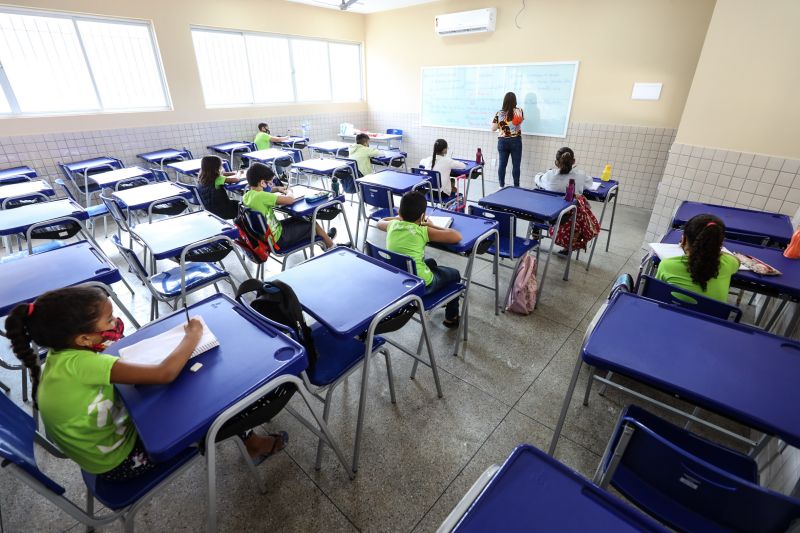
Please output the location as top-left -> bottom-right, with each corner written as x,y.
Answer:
548,352 -> 584,456
563,210 -> 577,281
606,190 -> 618,252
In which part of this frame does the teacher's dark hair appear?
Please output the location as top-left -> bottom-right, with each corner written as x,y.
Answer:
556,147 -> 575,175
502,92 -> 517,118
431,139 -> 448,169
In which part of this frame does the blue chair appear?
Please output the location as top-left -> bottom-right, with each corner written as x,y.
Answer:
0,191 -> 50,210
333,157 -> 361,195
596,405 -> 800,533
0,392 -> 201,533
411,167 -> 449,205
355,180 -> 396,249
237,206 -> 324,273
58,157 -> 124,206
386,128 -> 403,136
55,178 -> 109,237
112,235 -> 235,320
638,275 -> 742,322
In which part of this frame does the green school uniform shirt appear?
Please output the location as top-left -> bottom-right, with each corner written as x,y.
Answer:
655,253 -> 740,302
348,143 -> 380,176
214,175 -> 226,188
38,348 -> 137,474
386,219 -> 433,285
254,131 -> 271,151
242,189 -> 283,242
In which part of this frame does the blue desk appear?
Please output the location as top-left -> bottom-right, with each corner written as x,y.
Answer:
165,158 -> 202,181
0,241 -> 137,324
426,207 -> 500,355
0,180 -> 55,205
111,182 -> 192,214
371,149 -> 408,171
109,293 -> 350,530
338,132 -> 402,149
240,148 -> 295,167
272,136 -> 309,150
137,148 -> 192,169
581,178 -> 619,271
671,201 -> 792,247
0,198 -> 88,238
441,444 -> 666,533
0,165 -> 37,184
61,156 -> 124,206
130,211 -> 239,264
307,141 -> 349,157
88,166 -> 152,190
549,292 -> 800,456
357,170 -> 427,195
276,186 -> 355,255
479,187 -> 577,301
289,158 -> 352,188
207,141 -> 254,167
453,158 -> 485,201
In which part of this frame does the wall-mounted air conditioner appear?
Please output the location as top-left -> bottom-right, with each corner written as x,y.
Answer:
435,8 -> 496,36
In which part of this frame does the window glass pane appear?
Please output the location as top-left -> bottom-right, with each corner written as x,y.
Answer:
191,30 -> 252,106
0,13 -> 98,113
77,20 -> 168,110
291,39 -> 331,102
245,35 -> 294,103
0,87 -> 10,113
329,43 -> 361,102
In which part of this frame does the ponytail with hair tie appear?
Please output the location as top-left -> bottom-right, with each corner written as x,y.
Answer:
683,214 -> 725,291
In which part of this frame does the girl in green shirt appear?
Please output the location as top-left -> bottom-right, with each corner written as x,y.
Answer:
7,286 -> 288,481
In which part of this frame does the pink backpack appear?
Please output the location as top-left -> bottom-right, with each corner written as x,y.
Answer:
505,255 -> 538,314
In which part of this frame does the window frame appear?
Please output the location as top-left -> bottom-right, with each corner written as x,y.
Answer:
0,6 -> 172,118
190,25 -> 364,109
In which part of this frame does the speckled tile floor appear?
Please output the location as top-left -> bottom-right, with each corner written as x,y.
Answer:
0,189 -> 776,532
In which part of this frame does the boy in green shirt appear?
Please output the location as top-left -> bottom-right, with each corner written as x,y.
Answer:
243,163 -> 337,250
253,122 -> 289,151
348,133 -> 381,177
377,191 -> 463,328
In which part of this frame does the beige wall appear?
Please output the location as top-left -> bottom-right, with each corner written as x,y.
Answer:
674,0 -> 800,159
0,0 -> 366,136
365,0 -> 715,128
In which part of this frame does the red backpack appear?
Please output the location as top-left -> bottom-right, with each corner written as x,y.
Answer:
233,205 -> 278,263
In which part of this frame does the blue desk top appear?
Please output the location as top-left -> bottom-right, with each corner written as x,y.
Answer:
0,199 -> 88,237
131,211 -> 238,259
0,166 -> 37,183
672,201 -> 792,245
427,207 -> 497,255
371,150 -> 407,164
453,159 -> 483,177
270,248 -> 424,337
0,180 -> 55,203
62,157 -> 120,174
278,186 -> 345,217
479,187 -> 572,222
272,136 -> 308,147
207,141 -> 253,154
88,166 -> 151,188
112,182 -> 192,211
0,241 -> 121,316
240,148 -> 295,162
110,293 -> 307,461
583,178 -> 619,201
584,292 -> 800,448
454,444 -> 666,533
308,141 -> 349,154
661,228 -> 800,299
291,158 -> 351,174
137,148 -> 189,163
357,170 -> 427,195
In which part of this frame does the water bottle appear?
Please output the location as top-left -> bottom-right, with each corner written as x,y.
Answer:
600,164 -> 612,182
565,178 -> 575,202
476,148 -> 484,165
332,177 -> 340,196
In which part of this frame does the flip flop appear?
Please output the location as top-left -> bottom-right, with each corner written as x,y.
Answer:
251,431 -> 289,466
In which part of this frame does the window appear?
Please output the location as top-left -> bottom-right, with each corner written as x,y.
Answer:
0,9 -> 170,116
191,27 -> 362,107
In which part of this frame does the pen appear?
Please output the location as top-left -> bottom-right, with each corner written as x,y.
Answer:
184,303 -> 190,323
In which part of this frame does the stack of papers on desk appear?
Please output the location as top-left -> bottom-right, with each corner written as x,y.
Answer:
119,315 -> 218,364
586,181 -> 603,192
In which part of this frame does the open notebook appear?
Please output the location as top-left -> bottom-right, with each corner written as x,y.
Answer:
427,215 -> 453,228
118,315 -> 219,364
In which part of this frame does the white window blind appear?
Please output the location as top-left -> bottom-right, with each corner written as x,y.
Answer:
0,85 -> 12,113
191,27 -> 362,108
0,9 -> 169,116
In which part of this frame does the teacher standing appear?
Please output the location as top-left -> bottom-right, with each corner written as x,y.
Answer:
491,92 -> 524,188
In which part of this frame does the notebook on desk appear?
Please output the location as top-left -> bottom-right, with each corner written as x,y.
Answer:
648,243 -> 747,270
427,215 -> 453,228
586,181 -> 603,192
118,315 -> 219,364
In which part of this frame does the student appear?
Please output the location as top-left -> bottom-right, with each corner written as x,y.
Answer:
254,122 -> 291,178
348,133 -> 381,177
243,163 -> 337,250
534,147 -> 594,194
656,214 -> 740,302
6,286 -> 288,481
420,138 -> 465,196
197,155 -> 240,220
378,191 -> 462,328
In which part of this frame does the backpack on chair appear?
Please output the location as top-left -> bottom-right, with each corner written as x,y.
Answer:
233,204 -> 273,263
505,255 -> 538,315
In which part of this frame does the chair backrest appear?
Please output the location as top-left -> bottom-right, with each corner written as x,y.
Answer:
411,167 -> 442,190
364,241 -> 415,275
605,405 -> 800,533
149,169 -> 169,183
0,393 -> 65,495
99,190 -> 130,231
639,275 -> 742,322
468,205 -> 515,244
609,273 -> 634,299
181,147 -> 194,160
111,235 -> 149,282
286,148 -> 304,163
54,178 -> 77,202
357,181 -> 394,211
181,183 -> 207,210
386,128 -> 403,136
1,192 -> 50,210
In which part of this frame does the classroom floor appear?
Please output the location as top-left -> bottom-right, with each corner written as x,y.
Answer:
0,192 -> 756,532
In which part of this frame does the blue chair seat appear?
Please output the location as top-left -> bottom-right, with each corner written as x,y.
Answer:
82,447 -> 200,510
421,282 -> 466,311
274,234 -> 324,255
151,263 -> 229,297
306,322 -> 386,387
86,204 -> 109,218
487,236 -> 539,260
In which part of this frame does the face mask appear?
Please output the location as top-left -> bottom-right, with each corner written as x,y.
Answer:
89,318 -> 125,352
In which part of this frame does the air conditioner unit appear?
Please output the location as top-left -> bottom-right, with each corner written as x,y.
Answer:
435,8 -> 496,36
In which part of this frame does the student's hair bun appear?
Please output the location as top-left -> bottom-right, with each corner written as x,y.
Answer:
556,147 -> 575,174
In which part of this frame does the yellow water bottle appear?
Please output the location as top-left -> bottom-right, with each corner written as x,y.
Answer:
600,164 -> 612,182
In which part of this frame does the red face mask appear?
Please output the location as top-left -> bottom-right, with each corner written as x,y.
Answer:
89,318 -> 125,352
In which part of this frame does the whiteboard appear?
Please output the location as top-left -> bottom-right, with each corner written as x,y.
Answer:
421,61 -> 579,138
